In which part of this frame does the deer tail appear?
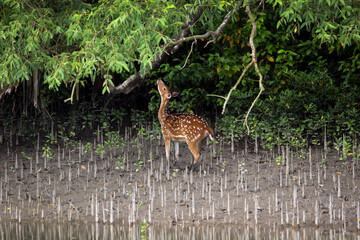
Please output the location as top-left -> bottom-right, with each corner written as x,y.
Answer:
207,126 -> 215,141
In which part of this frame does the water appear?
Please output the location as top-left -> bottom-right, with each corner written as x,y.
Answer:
0,221 -> 358,240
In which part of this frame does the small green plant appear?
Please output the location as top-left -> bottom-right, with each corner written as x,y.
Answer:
275,156 -> 283,166
293,148 -> 307,160
335,136 -> 353,161
115,155 -> 125,170
216,115 -> 245,147
130,109 -> 147,130
352,141 -> 360,163
137,127 -> 146,137
95,144 -> 105,155
172,168 -> 180,177
134,160 -> 144,172
262,136 -> 277,151
221,160 -> 227,170
145,122 -> 162,142
111,108 -> 126,128
148,151 -> 154,162
21,151 -> 32,161
311,139 -> 320,145
334,137 -> 343,157
83,142 -> 93,155
238,160 -> 247,174
82,114 -> 94,129
42,145 -> 55,160
320,158 -> 327,168
289,136 -> 306,149
101,121 -> 110,132
140,219 -> 149,240
105,131 -> 124,149
44,133 -> 57,144
58,131 -> 77,148
341,138 -> 352,161
58,130 -> 69,143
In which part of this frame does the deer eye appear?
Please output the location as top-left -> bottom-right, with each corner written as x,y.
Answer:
163,87 -> 166,91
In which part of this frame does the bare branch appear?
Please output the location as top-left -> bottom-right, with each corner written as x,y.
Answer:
170,1 -> 241,47
208,4 -> 264,135
207,93 -> 226,100
243,4 -> 265,134
182,40 -> 196,69
220,61 -> 253,115
109,74 -> 139,95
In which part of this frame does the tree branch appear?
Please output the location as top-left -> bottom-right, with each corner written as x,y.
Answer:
0,83 -> 19,99
208,4 -> 264,135
109,2 -> 241,95
109,7 -> 204,95
182,40 -> 196,69
220,61 -> 253,114
166,1 -> 241,48
243,4 -> 264,134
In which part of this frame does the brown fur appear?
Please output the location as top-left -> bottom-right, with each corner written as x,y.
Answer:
157,79 -> 215,165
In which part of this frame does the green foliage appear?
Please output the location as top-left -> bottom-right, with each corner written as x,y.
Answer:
213,67 -> 359,152
1,0 -> 360,159
145,122 -> 162,142
104,131 -> 124,149
58,131 -> 77,148
272,0 -> 360,48
130,110 -> 148,129
216,115 -> 246,145
140,219 -> 149,240
0,0 -> 232,93
42,134 -> 57,160
275,156 -> 283,165
21,151 -> 32,161
95,144 -> 105,155
42,145 -> 55,160
134,160 -> 144,172
83,142 -> 93,155
115,155 -> 125,170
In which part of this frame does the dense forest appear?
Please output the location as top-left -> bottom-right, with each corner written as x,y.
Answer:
0,0 -> 359,156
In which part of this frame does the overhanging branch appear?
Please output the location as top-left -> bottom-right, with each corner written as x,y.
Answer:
243,4 -> 264,134
208,4 -> 264,135
109,2 -> 241,95
109,7 -> 204,95
169,3 -> 239,48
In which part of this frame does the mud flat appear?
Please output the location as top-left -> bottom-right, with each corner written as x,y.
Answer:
0,135 -> 359,232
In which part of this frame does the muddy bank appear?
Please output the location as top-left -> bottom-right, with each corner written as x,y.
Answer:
0,136 -> 359,231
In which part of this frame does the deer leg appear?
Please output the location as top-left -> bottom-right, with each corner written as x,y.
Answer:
174,142 -> 179,161
187,141 -> 201,165
165,139 -> 171,161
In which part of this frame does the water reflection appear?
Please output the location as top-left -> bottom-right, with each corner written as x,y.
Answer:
0,221 -> 358,240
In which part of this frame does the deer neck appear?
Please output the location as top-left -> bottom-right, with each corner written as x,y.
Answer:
158,98 -> 170,125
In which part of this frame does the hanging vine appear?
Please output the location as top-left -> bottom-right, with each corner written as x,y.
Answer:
208,3 -> 264,134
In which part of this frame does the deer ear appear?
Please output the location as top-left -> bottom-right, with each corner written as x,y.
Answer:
172,91 -> 179,98
166,93 -> 172,99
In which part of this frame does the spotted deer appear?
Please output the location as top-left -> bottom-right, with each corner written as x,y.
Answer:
157,79 -> 215,165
